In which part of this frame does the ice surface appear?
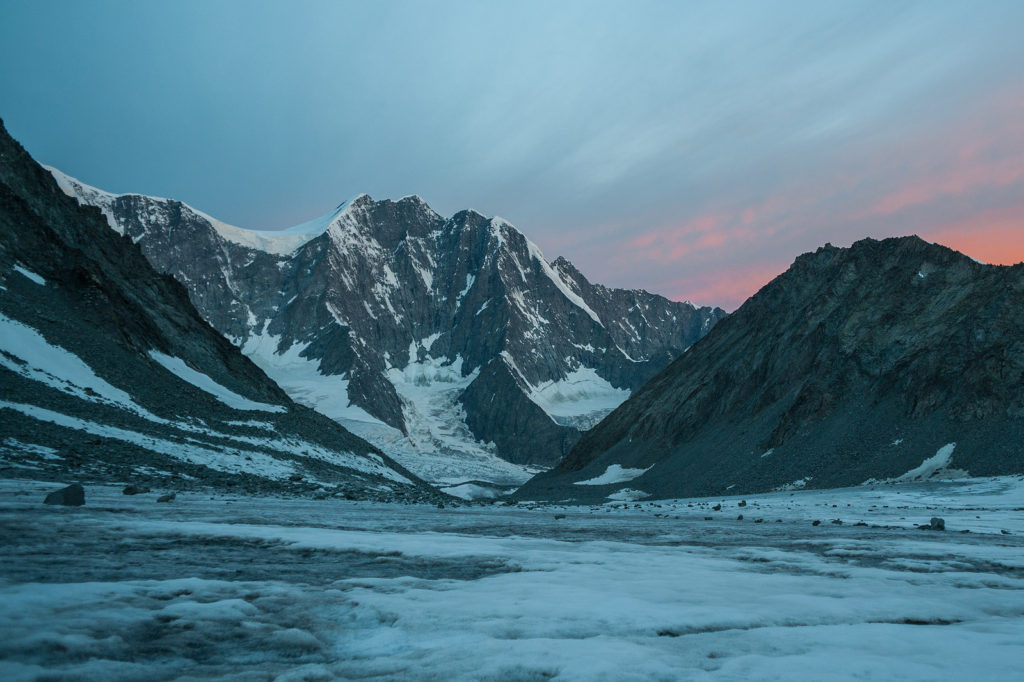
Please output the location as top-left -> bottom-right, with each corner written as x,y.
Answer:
1,476 -> 1021,680
574,464 -> 651,486
148,351 -> 286,412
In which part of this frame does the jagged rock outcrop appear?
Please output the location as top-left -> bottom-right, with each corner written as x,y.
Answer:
517,237 -> 1024,501
51,169 -> 725,482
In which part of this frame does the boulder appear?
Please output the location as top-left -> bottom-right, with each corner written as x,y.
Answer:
156,492 -> 176,503
123,484 -> 151,495
43,483 -> 85,506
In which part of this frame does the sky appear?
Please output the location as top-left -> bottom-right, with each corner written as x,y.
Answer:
3,0 -> 1023,310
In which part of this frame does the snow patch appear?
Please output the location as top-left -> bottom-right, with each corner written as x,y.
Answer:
0,313 -> 147,416
897,443 -> 958,482
241,332 -> 385,427
606,488 -> 650,501
441,483 -> 515,501
457,274 -> 476,302
148,351 -> 286,413
524,234 -> 603,325
526,366 -> 630,427
776,477 -> 813,491
0,401 -> 298,480
12,265 -> 46,286
574,464 -> 652,486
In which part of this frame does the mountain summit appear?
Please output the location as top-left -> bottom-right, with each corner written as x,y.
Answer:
52,169 -> 725,485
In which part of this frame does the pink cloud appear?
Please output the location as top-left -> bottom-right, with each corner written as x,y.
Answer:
662,262 -> 784,312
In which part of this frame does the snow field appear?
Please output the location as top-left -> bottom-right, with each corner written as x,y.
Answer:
1,477 -> 1021,681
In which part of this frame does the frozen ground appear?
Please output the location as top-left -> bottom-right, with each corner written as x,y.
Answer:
1,477 -> 1022,681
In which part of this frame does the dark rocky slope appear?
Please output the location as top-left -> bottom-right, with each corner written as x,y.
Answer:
517,237 -> 1024,501
0,120 -> 440,501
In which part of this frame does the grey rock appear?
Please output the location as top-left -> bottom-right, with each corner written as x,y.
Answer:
156,493 -> 176,503
122,484 -> 150,495
43,483 -> 84,506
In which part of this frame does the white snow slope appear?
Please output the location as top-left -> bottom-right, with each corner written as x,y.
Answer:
0,314 -> 409,485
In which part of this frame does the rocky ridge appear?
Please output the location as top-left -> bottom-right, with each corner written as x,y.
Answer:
51,169 -> 724,483
518,237 -> 1024,502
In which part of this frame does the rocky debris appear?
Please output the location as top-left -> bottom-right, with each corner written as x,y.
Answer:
156,492 -> 176,503
738,500 -> 747,507
920,517 -> 945,531
43,483 -> 84,506
712,503 -> 722,511
519,236 -> 1024,502
737,514 -> 744,520
812,520 -> 821,526
554,514 -> 566,520
122,484 -> 151,495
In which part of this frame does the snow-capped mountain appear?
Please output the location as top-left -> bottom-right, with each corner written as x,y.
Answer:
0,120 -> 439,502
518,237 -> 1024,502
50,169 -> 725,485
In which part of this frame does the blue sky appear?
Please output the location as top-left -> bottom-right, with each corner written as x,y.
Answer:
3,0 -> 1023,308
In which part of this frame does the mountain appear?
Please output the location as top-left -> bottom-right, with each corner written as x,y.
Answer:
0,120 -> 441,502
517,236 -> 1024,502
50,169 -> 725,486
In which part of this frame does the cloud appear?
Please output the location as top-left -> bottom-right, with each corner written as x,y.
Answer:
577,81 -> 1024,311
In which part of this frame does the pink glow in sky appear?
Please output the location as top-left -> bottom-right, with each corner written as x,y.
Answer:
5,2 -> 1023,313
593,84 -> 1024,311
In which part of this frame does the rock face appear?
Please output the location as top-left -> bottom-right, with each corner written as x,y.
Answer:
50,169 -> 724,481
0,120 -> 441,502
518,237 -> 1024,502
43,483 -> 85,506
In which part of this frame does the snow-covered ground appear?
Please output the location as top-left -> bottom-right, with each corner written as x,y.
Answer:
1,476 -> 1022,681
